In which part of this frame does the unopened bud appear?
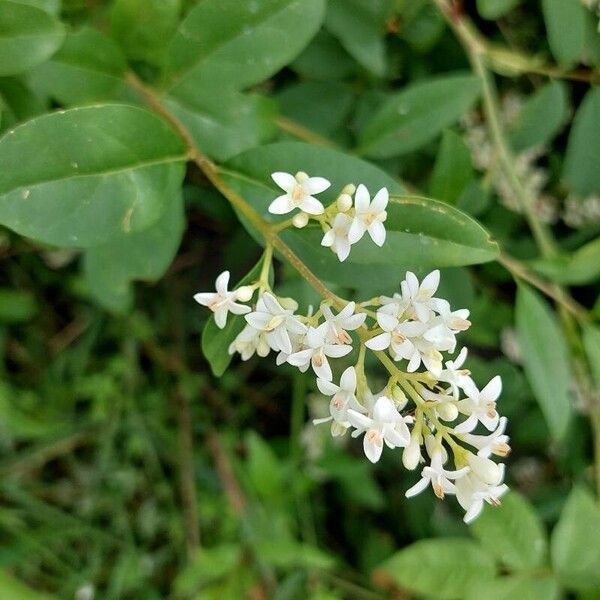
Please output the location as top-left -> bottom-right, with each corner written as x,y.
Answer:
341,183 -> 356,196
336,193 -> 353,212
436,402 -> 458,422
402,432 -> 421,470
257,338 -> 270,357
235,285 -> 253,302
279,296 -> 299,311
295,171 -> 309,183
467,454 -> 503,486
392,386 -> 408,410
292,212 -> 309,228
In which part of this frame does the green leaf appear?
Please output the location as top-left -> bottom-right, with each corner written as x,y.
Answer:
0,104 -> 186,247
583,324 -> 600,392
542,0 -> 587,67
165,0 -> 326,94
551,486 -> 600,591
508,80 -> 569,152
245,431 -> 284,502
476,0 -> 521,19
163,89 -> 276,162
0,288 -> 38,322
530,237 -> 600,285
201,258 -> 265,377
83,191 -> 184,313
0,570 -> 57,599
223,142 -> 498,291
110,0 -> 181,65
515,284 -> 572,440
429,129 -> 474,204
471,492 -> 548,571
254,539 -> 335,570
28,27 -> 129,106
325,0 -> 392,76
357,73 -> 481,158
0,77 -> 46,130
13,0 -> 60,14
564,87 -> 600,196
376,538 -> 496,600
0,0 -> 65,76
465,575 -> 559,600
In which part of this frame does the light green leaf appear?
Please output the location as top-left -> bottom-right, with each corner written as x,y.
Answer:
583,324 -> 600,392
0,0 -> 65,76
83,191 -> 184,313
564,86 -> 600,196
0,288 -> 38,322
477,0 -> 521,19
551,486 -> 600,591
429,129 -> 474,204
223,142 -> 498,291
515,284 -> 572,440
465,575 -> 559,600
376,538 -> 496,600
163,89 -> 276,162
254,539 -> 336,570
27,27 -> 128,106
110,0 -> 181,65
13,0 -> 60,14
471,491 -> 548,571
530,237 -> 600,285
165,0 -> 326,94
508,80 -> 569,152
0,571 -> 57,599
201,258 -> 265,377
357,73 -> 481,158
0,104 -> 186,247
325,0 -> 392,76
542,0 -> 587,67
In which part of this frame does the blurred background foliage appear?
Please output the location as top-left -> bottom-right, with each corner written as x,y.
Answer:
0,0 -> 600,598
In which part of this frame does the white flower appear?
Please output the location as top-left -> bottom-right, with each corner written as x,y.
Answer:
462,417 -> 510,458
194,270 -> 250,329
405,449 -> 469,500
348,184 -> 388,247
321,212 -> 353,261
454,375 -> 502,433
287,323 -> 352,380
228,325 -> 270,360
245,292 -> 307,355
437,347 -> 478,399
314,366 -> 363,430
401,270 -> 441,323
322,302 -> 366,344
269,171 -> 330,215
455,466 -> 509,523
347,395 -> 411,463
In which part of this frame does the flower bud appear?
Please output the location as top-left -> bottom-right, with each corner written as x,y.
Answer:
436,402 -> 458,422
467,454 -> 503,486
279,296 -> 299,311
392,385 -> 408,410
257,338 -> 270,357
292,212 -> 309,228
235,285 -> 253,302
402,431 -> 421,470
336,193 -> 353,212
295,171 -> 309,183
341,183 -> 356,196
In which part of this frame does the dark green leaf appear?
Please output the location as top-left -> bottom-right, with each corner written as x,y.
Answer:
357,73 -> 481,158
0,288 -> 37,322
471,491 -> 548,571
542,0 -> 587,67
515,284 -> 572,440
376,538 -> 496,600
465,575 -> 559,600
0,104 -> 186,247
245,431 -> 285,502
0,0 -> 65,76
551,486 -> 600,591
583,324 -> 600,392
290,30 -> 355,81
477,0 -> 521,19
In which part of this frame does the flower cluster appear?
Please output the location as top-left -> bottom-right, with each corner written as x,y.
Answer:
194,173 -> 510,524
270,171 -> 388,262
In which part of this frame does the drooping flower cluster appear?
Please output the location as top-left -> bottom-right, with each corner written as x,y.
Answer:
194,173 -> 510,524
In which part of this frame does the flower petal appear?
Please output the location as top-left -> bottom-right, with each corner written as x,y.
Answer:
354,184 -> 370,212
348,218 -> 366,244
268,194 -> 293,215
215,270 -> 230,295
371,187 -> 389,212
364,434 -> 383,463
271,171 -> 295,192
304,176 -> 331,195
365,332 -> 391,351
300,195 -> 325,215
368,220 -> 386,247
405,476 -> 430,498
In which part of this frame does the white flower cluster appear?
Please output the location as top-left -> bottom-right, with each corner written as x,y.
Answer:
194,172 -> 510,523
269,171 -> 388,261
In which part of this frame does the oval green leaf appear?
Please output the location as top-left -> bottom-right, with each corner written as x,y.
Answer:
0,0 -> 65,76
0,104 -> 186,247
357,73 -> 481,158
542,0 -> 586,68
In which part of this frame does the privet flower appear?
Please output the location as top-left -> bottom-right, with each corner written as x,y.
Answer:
195,170 -> 510,523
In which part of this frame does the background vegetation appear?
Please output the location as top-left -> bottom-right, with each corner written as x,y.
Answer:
1,0 -> 600,598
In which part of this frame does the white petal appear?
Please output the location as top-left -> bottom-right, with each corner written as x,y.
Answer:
228,302 -> 251,315
313,356 -> 332,381
193,292 -> 215,306
368,220 -> 386,247
271,171 -> 296,192
373,396 -> 397,422
343,313 -> 367,330
365,332 -> 391,351
268,194 -> 293,215
421,270 -> 440,297
371,187 -> 389,212
354,184 -> 370,212
214,308 -> 228,329
336,239 -> 351,262
317,378 -> 339,396
464,499 -> 484,524
261,292 -> 283,314
287,348 -> 313,367
245,312 -> 271,330
347,410 -> 372,430
364,435 -> 383,463
405,271 -> 419,297
340,366 -> 356,392
348,218 -> 366,244
215,271 -> 230,295
304,176 -> 331,194
405,476 -> 430,498
275,327 -> 293,354
300,196 -> 325,215
321,229 -> 335,247
377,312 -> 398,332
481,375 -> 502,402
454,414 -> 478,434
324,344 -> 352,358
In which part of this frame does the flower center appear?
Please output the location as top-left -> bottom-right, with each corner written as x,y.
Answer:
366,429 -> 382,446
291,184 -> 305,204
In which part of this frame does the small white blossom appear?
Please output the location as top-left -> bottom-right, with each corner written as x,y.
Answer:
437,347 -> 478,399
462,417 -> 510,458
314,366 -> 363,431
321,212 -> 353,261
245,292 -> 307,355
455,464 -> 508,523
401,270 -> 441,323
269,171 -> 330,215
228,324 -> 270,360
194,270 -> 250,329
455,375 -> 502,433
347,395 -> 411,463
348,184 -> 388,247
322,302 -> 366,345
405,449 -> 469,499
287,323 -> 352,380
